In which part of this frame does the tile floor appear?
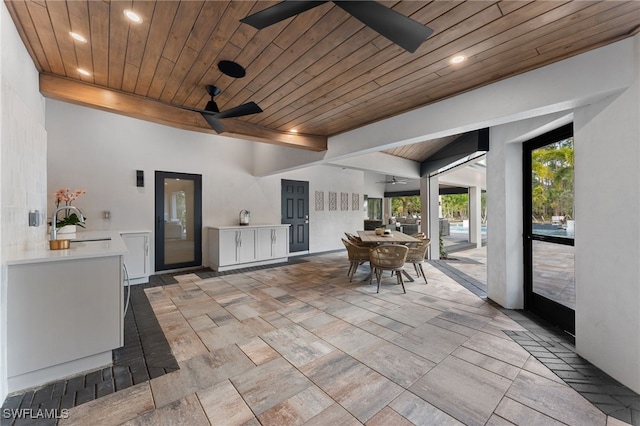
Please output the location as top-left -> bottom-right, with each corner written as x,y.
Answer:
48,251 -> 630,425
0,284 -> 179,424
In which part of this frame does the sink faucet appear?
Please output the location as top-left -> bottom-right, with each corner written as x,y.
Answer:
50,206 -> 85,240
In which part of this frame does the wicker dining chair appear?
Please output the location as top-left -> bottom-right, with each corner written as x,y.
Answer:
406,238 -> 430,284
369,244 -> 409,293
341,238 -> 371,282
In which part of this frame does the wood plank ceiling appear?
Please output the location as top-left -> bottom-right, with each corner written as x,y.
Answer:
5,1 -> 640,156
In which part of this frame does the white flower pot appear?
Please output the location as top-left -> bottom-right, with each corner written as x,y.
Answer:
57,225 -> 77,234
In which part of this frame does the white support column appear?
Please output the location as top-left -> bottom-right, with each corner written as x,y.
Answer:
487,126 -> 524,309
426,176 -> 440,260
469,186 -> 482,248
383,197 -> 392,226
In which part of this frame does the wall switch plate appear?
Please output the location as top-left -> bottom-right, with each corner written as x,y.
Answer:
104,210 -> 111,219
29,210 -> 40,227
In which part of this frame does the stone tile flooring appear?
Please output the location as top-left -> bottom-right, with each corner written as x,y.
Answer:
3,248 -> 637,425
0,283 -> 179,425
46,251 -> 634,425
433,244 -> 640,425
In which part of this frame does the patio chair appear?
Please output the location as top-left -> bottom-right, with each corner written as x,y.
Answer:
406,238 -> 430,284
369,245 -> 409,293
341,238 -> 371,282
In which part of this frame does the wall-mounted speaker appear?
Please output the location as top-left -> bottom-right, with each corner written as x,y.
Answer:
136,170 -> 144,187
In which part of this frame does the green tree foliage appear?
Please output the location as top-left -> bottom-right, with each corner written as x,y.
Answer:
440,193 -> 488,223
391,196 -> 421,217
531,138 -> 574,222
441,194 -> 468,220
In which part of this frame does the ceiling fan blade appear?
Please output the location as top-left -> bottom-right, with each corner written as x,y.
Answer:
200,112 -> 225,133
216,102 -> 263,119
241,1 -> 328,29
334,1 -> 433,53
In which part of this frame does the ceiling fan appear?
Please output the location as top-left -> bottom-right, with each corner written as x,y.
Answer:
376,176 -> 408,185
240,1 -> 434,53
179,84 -> 262,133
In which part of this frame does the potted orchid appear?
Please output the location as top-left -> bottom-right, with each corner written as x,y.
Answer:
52,188 -> 87,232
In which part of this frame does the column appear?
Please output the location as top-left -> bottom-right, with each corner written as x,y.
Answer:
426,176 -> 440,260
469,186 -> 482,248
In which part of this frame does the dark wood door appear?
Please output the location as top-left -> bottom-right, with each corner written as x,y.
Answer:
281,179 -> 309,253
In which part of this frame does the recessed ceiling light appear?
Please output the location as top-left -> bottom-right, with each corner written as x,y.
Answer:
450,55 -> 466,64
69,32 -> 87,43
123,10 -> 142,23
77,68 -> 91,76
290,129 -> 298,133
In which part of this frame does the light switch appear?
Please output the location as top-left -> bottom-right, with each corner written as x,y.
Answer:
104,210 -> 111,219
28,210 -> 40,227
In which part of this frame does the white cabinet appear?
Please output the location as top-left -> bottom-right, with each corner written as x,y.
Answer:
272,226 -> 288,258
121,231 -> 151,285
209,225 -> 289,271
218,228 -> 257,265
257,227 -> 288,259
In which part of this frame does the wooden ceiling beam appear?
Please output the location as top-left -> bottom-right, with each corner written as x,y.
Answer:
39,74 -> 327,152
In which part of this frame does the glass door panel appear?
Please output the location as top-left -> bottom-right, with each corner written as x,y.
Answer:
524,124 -> 575,333
155,171 -> 202,271
164,179 -> 194,264
532,240 -> 575,310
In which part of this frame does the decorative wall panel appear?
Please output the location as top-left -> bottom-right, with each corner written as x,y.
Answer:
329,192 -> 337,211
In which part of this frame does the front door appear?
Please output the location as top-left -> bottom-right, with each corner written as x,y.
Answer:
281,179 -> 309,253
523,124 -> 575,334
155,171 -> 202,271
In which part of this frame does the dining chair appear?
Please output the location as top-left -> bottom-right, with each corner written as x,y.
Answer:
369,244 -> 409,293
341,238 -> 371,282
406,238 -> 430,284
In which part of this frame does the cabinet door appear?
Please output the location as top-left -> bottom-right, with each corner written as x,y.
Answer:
257,228 -> 274,259
272,227 -> 289,258
122,234 -> 149,279
237,229 -> 257,263
219,229 -> 239,266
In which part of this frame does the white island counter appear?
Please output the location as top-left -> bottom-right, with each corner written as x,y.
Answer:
4,231 -> 128,393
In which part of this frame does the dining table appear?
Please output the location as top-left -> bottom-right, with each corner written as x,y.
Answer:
357,230 -> 420,244
357,230 -> 420,282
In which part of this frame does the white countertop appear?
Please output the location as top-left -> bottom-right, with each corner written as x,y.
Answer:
6,231 -> 128,265
209,224 -> 290,230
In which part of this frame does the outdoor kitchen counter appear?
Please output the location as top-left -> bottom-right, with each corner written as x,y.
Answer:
5,231 -> 128,265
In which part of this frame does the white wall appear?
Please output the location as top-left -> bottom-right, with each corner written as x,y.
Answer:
0,2 -> 47,402
573,34 -> 640,391
46,100 -> 364,267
